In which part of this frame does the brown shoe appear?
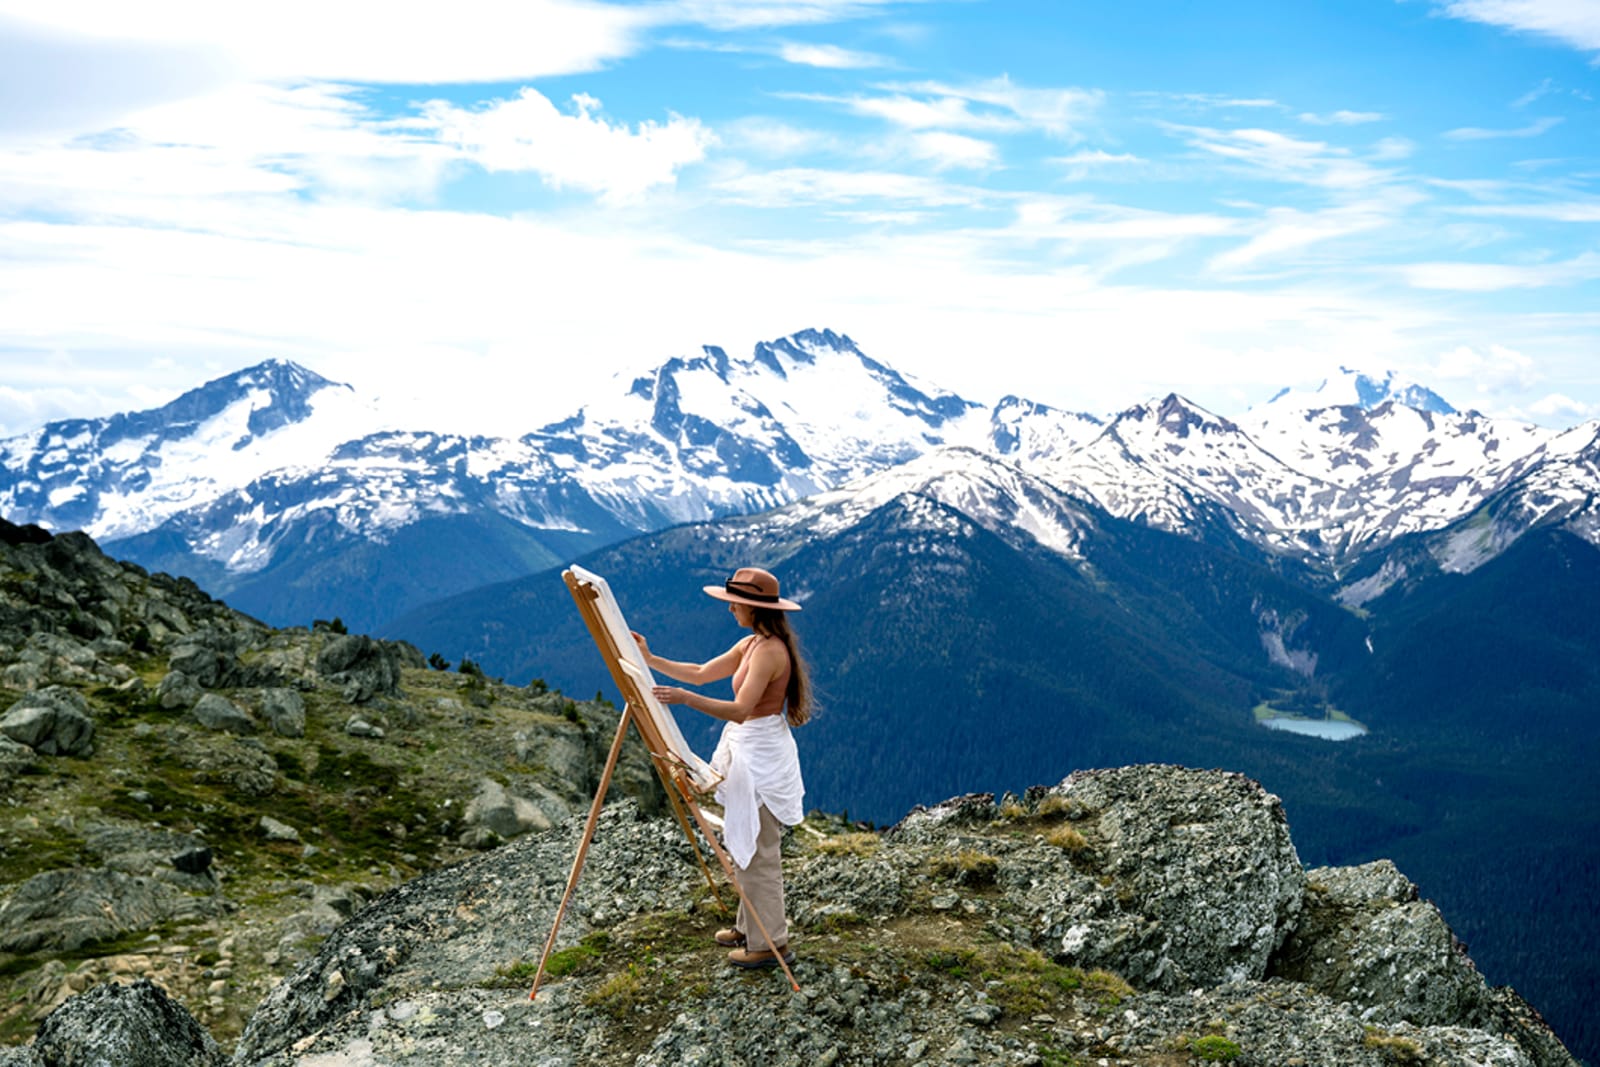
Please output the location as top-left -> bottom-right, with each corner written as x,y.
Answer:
728,945 -> 795,970
714,928 -> 746,948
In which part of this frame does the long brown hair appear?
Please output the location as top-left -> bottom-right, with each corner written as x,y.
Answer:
751,606 -> 812,726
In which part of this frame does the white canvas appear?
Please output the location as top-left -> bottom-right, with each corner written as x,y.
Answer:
565,565 -> 721,793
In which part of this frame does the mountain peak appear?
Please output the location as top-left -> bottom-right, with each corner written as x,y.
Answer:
1264,367 -> 1455,416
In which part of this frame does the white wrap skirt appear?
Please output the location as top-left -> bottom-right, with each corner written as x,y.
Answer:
711,712 -> 805,869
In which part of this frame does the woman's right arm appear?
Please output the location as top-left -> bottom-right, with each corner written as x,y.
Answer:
632,632 -> 745,685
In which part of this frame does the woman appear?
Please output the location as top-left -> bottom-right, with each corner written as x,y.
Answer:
633,566 -> 811,970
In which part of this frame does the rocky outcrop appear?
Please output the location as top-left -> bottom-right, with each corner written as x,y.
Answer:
0,978 -> 224,1067
890,765 -> 1305,991
209,768 -> 1581,1066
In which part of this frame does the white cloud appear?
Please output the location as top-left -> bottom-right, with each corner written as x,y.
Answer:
1206,201 -> 1398,274
1526,391 -> 1597,418
777,41 -> 886,69
659,0 -> 908,31
820,77 -> 1101,139
1431,342 -> 1538,390
1436,0 -> 1600,56
1049,149 -> 1142,181
1300,109 -> 1384,125
1370,136 -> 1416,161
420,90 -> 714,202
1403,251 -> 1600,289
721,117 -> 838,157
906,131 -> 997,170
709,166 -> 986,207
1170,124 -> 1396,190
1455,199 -> 1600,220
1443,115 -> 1564,139
0,2 -> 653,84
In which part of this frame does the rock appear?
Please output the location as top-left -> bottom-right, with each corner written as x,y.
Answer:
156,670 -> 203,710
462,777 -> 553,841
0,734 -> 37,779
172,846 -> 213,875
0,868 -> 223,954
27,977 -> 225,1067
893,766 -> 1305,993
0,687 -> 96,756
1271,860 -> 1488,1027
344,715 -> 385,739
316,634 -> 402,703
258,687 -> 306,737
167,642 -> 233,690
190,693 -> 255,735
177,737 -> 278,797
84,825 -> 208,879
260,816 -> 302,843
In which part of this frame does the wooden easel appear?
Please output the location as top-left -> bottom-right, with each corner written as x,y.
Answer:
527,568 -> 800,998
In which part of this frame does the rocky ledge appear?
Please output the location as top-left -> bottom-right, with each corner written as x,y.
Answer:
1,765 -> 1578,1067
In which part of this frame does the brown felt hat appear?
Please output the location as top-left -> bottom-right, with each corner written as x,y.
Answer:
703,567 -> 801,611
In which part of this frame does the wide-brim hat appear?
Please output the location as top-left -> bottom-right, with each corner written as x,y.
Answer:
703,567 -> 801,611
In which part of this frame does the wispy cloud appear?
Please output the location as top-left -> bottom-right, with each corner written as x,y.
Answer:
1434,0 -> 1600,58
1299,110 -> 1385,125
906,131 -> 998,170
1444,115 -> 1564,139
825,77 -> 1102,139
709,166 -> 987,208
1403,251 -> 1600,290
777,41 -> 888,69
1207,199 -> 1404,275
1454,199 -> 1600,221
1168,124 -> 1398,189
1048,149 -> 1142,181
1146,92 -> 1284,111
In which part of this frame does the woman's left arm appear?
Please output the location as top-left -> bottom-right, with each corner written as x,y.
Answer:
654,640 -> 784,723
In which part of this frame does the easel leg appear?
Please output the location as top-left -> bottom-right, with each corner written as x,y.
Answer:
653,758 -> 727,912
683,799 -> 801,993
528,703 -> 634,1000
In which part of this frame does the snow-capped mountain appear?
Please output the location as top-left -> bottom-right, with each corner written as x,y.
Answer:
734,445 -> 1100,563
527,329 -> 987,531
1021,395 -> 1357,561
1260,366 -> 1456,416
0,360 -> 380,542
3,327 -> 1597,628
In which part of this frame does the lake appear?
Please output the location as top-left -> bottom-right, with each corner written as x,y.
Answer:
1260,718 -> 1368,741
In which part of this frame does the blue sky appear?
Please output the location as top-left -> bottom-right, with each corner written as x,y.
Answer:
1,0 -> 1598,437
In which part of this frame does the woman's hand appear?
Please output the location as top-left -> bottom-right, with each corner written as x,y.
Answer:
631,631 -> 650,659
653,685 -> 692,708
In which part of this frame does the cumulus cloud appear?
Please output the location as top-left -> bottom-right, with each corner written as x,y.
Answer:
420,89 -> 714,202
1526,391 -> 1597,419
1431,342 -> 1538,391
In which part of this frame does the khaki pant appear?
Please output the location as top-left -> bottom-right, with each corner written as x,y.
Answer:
734,804 -> 788,952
